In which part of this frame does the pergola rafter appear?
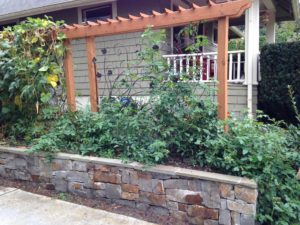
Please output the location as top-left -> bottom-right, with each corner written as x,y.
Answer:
62,0 -> 251,120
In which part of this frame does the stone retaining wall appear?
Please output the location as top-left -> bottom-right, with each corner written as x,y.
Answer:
0,147 -> 257,225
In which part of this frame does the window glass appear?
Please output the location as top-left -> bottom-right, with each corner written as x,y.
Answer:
82,5 -> 112,22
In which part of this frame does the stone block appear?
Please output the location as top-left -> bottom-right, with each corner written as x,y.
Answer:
187,205 -> 219,220
68,184 -> 93,198
112,199 -> 136,208
136,202 -> 149,211
152,180 -> 165,194
227,200 -> 256,215
121,192 -> 139,201
234,186 -> 257,204
166,201 -> 178,210
0,159 -> 5,165
178,203 -> 188,212
94,171 -> 121,184
164,179 -> 188,189
219,209 -> 231,225
121,184 -> 139,193
93,182 -> 106,190
94,190 -> 106,198
67,171 -> 90,183
139,191 -> 167,206
51,159 -> 72,171
204,220 -> 219,225
105,183 -> 122,199
201,181 -> 220,194
52,179 -> 68,192
240,214 -> 255,225
95,165 -> 110,172
231,211 -> 241,225
147,206 -> 169,216
170,210 -> 188,222
221,199 -> 227,210
52,171 -> 68,179
121,169 -> 131,183
72,161 -> 87,172
135,178 -> 153,192
220,183 -> 234,200
166,189 -> 202,204
137,171 -> 152,180
201,193 -> 221,209
188,216 -> 204,225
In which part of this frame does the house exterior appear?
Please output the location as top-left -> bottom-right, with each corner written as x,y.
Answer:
0,0 -> 299,116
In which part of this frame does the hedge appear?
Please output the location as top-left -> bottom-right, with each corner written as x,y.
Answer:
259,42 -> 300,124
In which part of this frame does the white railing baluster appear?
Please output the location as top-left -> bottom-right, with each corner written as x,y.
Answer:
229,53 -> 233,81
237,52 -> 241,81
173,56 -> 176,76
200,55 -> 204,82
193,55 -> 196,81
206,56 -> 210,82
214,54 -> 217,81
186,56 -> 190,76
179,56 -> 183,75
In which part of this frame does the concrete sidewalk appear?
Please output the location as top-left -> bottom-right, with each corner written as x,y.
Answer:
0,187 -> 156,225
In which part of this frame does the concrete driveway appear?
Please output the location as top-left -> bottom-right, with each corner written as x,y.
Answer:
0,186 -> 156,225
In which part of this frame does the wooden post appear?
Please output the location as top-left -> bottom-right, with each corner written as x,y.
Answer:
217,16 -> 229,120
64,39 -> 76,112
86,36 -> 99,112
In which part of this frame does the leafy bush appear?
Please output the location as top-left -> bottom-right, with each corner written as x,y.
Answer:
31,81 -> 218,164
0,17 -> 66,127
259,42 -> 300,124
201,116 -> 300,225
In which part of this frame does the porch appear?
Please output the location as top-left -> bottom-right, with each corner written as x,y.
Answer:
163,50 -> 246,83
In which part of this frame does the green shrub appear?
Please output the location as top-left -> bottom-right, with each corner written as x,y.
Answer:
0,17 -> 66,127
31,80 -> 219,165
259,42 -> 300,124
202,116 -> 300,225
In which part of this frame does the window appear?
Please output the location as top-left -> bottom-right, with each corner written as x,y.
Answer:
82,4 -> 112,22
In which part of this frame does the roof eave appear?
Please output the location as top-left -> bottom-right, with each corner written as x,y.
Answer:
0,0 -> 115,23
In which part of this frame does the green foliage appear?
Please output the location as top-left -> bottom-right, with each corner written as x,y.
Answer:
201,116 -> 300,225
0,17 -> 66,128
259,41 -> 300,124
276,21 -> 300,43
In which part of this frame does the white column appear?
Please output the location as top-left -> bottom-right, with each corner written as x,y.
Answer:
266,11 -> 276,43
245,0 -> 260,115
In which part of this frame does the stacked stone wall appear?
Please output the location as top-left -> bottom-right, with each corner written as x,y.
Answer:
0,147 -> 257,225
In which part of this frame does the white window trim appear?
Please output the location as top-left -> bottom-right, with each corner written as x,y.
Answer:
77,1 -> 117,23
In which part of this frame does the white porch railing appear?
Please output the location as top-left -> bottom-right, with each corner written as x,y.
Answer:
163,50 -> 245,83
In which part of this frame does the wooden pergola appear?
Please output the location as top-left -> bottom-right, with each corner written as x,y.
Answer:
62,0 -> 251,120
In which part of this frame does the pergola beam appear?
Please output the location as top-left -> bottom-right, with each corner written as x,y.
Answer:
62,0 -> 251,39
